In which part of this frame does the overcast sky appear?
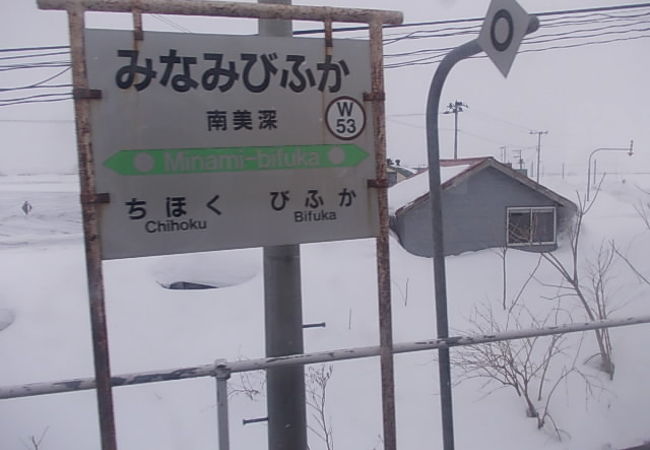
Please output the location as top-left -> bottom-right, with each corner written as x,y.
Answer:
1,0 -> 648,177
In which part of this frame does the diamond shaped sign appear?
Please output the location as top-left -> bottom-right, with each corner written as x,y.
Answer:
477,0 -> 531,77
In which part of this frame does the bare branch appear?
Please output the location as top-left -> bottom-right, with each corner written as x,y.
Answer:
613,243 -> 650,285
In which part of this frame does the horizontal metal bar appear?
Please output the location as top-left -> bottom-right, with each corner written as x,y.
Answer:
36,0 -> 403,25
0,362 -> 216,400
242,417 -> 269,425
2,315 -> 649,400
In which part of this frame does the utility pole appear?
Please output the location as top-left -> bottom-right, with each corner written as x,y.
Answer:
259,2 -> 308,450
499,145 -> 507,163
443,100 -> 468,160
512,148 -> 524,170
530,130 -> 548,183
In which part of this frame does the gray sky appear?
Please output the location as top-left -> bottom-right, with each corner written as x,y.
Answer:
1,0 -> 648,176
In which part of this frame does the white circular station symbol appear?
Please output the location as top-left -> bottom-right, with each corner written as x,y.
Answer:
134,152 -> 155,173
326,96 -> 366,140
327,146 -> 346,165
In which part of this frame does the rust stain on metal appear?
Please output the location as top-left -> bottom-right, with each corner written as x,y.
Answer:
367,179 -> 389,189
362,92 -> 386,102
324,19 -> 333,50
37,0 -> 403,25
67,4 -> 117,450
55,380 -> 85,390
72,88 -> 102,99
4,315 -> 650,401
80,192 -> 110,204
368,17 -> 397,450
132,2 -> 144,41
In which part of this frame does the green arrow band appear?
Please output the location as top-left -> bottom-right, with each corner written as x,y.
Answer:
103,144 -> 369,176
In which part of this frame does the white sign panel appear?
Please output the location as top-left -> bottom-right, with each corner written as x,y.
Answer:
85,29 -> 378,259
477,0 -> 530,77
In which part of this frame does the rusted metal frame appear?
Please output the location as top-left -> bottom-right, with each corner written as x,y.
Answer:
73,87 -> 102,99
66,4 -> 117,450
132,0 -> 144,41
3,314 -> 650,400
367,18 -> 397,450
80,192 -> 110,204
37,0 -> 403,25
323,18 -> 333,50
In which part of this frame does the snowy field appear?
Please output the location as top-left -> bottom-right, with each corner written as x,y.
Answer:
1,172 -> 650,450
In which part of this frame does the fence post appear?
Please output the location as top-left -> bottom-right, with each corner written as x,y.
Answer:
215,363 -> 231,450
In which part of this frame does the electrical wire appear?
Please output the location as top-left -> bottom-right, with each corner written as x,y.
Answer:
0,45 -> 69,53
469,109 -> 532,133
150,14 -> 192,33
384,33 -> 650,68
0,51 -> 71,62
0,2 -> 647,106
0,118 -> 73,122
384,12 -> 649,48
0,66 -> 71,92
0,92 -> 72,103
293,1 -> 650,35
0,96 -> 72,107
0,62 -> 71,71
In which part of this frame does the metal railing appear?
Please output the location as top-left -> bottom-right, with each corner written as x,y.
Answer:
3,314 -> 650,449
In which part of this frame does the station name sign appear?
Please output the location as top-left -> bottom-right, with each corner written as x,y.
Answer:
85,29 -> 378,259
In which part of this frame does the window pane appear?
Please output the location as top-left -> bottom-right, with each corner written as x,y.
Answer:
532,210 -> 555,243
508,211 -> 530,244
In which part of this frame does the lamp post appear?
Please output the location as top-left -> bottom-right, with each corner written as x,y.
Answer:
586,140 -> 634,201
425,2 -> 539,447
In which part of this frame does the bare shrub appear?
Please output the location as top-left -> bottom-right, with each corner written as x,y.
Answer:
540,193 -> 616,378
22,427 -> 49,450
454,303 -> 600,440
306,364 -> 334,450
229,370 -> 265,401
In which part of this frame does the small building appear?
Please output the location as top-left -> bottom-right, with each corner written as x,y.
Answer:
387,159 -> 419,187
389,157 -> 577,257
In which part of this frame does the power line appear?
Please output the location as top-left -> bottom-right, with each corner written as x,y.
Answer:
0,96 -> 72,107
150,14 -> 192,33
384,34 -> 650,68
0,118 -> 73,122
293,2 -> 650,35
384,12 -> 649,52
0,2 -> 647,106
381,8 -> 650,66
0,2 -> 645,50
470,108 -> 532,133
525,23 -> 650,45
0,45 -> 69,53
0,66 -> 71,92
0,51 -> 71,62
0,92 -> 72,103
0,62 -> 70,71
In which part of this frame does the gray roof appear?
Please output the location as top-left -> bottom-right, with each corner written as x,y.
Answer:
390,157 -> 577,216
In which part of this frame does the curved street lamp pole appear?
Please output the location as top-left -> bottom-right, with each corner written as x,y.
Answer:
426,12 -> 539,450
586,140 -> 634,202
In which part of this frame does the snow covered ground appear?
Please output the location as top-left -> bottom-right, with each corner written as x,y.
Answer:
1,172 -> 649,450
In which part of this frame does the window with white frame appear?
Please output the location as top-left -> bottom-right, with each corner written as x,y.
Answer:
507,207 -> 556,246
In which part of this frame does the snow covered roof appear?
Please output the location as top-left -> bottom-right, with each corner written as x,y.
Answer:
388,157 -> 576,215
388,158 -> 481,214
